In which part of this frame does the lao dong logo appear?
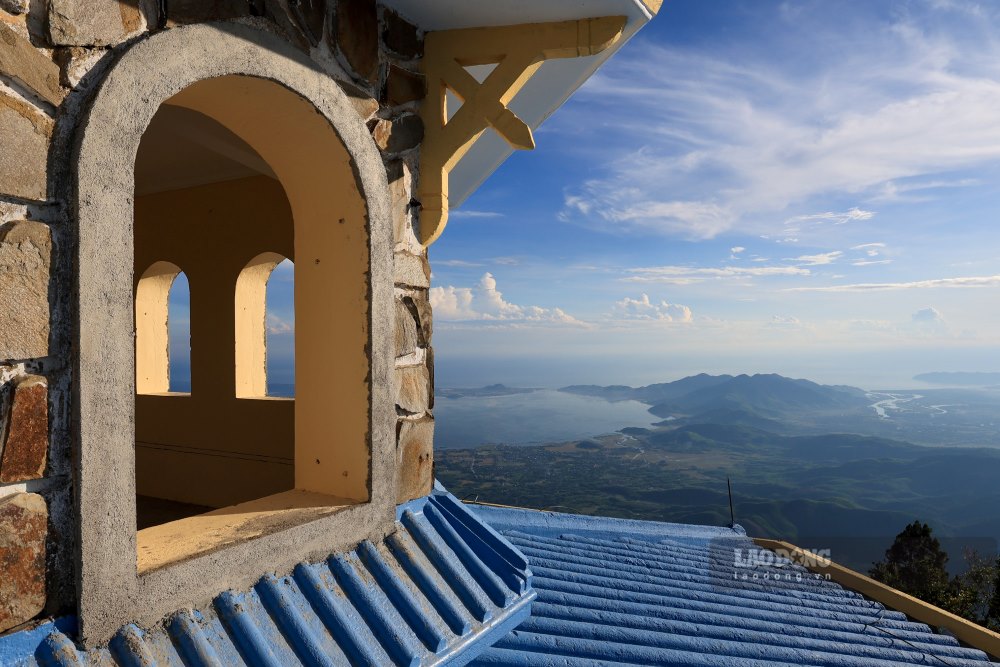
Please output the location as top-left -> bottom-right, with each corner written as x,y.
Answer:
709,539 -> 832,586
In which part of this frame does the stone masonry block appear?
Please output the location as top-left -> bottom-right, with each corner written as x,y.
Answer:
384,64 -> 425,106
393,251 -> 429,289
396,418 -> 433,503
0,492 -> 47,633
372,113 -> 423,154
48,0 -> 143,47
0,375 -> 47,483
395,296 -> 419,359
166,0 -> 259,26
0,221 -> 51,360
394,364 -> 430,414
0,22 -> 65,106
381,8 -> 421,60
410,291 -> 432,345
0,93 -> 52,202
334,0 -> 378,83
338,79 -> 379,121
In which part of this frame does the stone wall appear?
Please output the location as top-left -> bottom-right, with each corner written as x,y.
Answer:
0,0 -> 432,634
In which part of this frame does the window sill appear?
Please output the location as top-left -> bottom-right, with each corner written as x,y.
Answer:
137,489 -> 359,573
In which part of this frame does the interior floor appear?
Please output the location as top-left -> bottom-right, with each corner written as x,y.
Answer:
136,495 -> 215,530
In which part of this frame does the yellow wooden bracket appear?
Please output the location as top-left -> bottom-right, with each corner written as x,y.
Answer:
418,16 -> 627,246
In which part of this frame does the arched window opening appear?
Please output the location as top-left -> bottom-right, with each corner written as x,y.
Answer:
234,254 -> 294,398
267,258 -> 295,397
168,272 -> 192,393
135,261 -> 190,394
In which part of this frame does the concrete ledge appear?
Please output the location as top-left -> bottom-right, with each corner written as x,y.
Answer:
754,537 -> 1000,660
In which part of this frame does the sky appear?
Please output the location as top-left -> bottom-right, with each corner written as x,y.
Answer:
426,0 -> 1000,390
166,0 -> 1000,392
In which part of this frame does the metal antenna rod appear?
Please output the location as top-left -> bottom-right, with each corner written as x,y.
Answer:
727,477 -> 736,527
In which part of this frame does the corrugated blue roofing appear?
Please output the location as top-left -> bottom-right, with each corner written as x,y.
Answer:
0,489 -> 534,667
469,505 -> 997,667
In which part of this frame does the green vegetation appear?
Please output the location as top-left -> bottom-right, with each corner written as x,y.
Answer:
437,422 -> 1000,572
870,521 -> 1000,630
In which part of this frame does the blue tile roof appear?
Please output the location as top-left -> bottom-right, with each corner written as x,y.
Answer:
469,505 -> 997,667
0,490 -> 534,667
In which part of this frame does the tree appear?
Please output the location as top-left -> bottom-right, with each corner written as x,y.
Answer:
871,521 -> 1000,630
946,550 -> 999,625
870,521 -> 951,608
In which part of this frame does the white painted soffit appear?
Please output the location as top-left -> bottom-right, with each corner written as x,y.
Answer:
381,0 -> 659,208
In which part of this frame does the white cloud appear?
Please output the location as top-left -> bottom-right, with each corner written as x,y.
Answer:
730,246 -> 746,259
852,259 -> 893,266
434,259 -> 484,268
625,264 -> 810,284
786,208 -> 875,226
788,251 -> 842,265
612,294 -> 693,322
909,306 -> 949,336
912,306 -> 946,324
562,193 -> 732,240
786,275 -> 1000,292
768,315 -> 802,328
449,210 -> 504,219
852,243 -> 887,251
266,314 -> 293,335
429,273 -> 588,327
555,13 -> 1000,239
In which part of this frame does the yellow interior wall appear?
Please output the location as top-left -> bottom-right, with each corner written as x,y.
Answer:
134,176 -> 296,508
167,77 -> 374,502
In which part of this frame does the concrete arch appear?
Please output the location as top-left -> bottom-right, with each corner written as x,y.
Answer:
71,22 -> 394,645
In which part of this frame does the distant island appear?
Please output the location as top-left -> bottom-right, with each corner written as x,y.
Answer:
437,384 -> 538,399
915,372 -> 1000,386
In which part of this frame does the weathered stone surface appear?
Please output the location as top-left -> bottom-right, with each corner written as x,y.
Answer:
166,0 -> 258,26
0,0 -> 28,15
0,94 -> 51,202
409,292 -> 432,345
393,251 -> 429,289
395,297 -> 419,358
335,0 -> 378,83
382,8 -> 421,59
396,418 -> 433,503
0,23 -> 64,106
0,376 -> 47,482
262,0 -> 311,52
54,46 -> 103,87
373,113 -> 423,154
394,364 -> 430,414
388,159 -> 416,247
48,0 -> 143,46
288,0 -> 325,46
384,64 -> 425,106
337,79 -> 379,121
0,221 -> 51,360
0,492 -> 47,633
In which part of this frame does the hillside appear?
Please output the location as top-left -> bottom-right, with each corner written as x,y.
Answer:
436,420 -> 1000,572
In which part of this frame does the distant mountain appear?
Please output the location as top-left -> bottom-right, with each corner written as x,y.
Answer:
437,384 -> 537,399
562,373 -> 868,421
561,373 -> 732,403
656,374 -> 868,418
915,372 -> 1000,386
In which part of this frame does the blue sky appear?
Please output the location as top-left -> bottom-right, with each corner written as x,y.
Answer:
427,0 -> 1000,389
167,0 -> 1000,391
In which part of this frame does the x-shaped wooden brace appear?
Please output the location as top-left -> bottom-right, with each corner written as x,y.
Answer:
418,16 -> 627,245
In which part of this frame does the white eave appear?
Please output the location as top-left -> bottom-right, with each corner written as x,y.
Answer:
381,0 -> 660,208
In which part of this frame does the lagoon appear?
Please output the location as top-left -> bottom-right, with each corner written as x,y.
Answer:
433,389 -> 658,449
